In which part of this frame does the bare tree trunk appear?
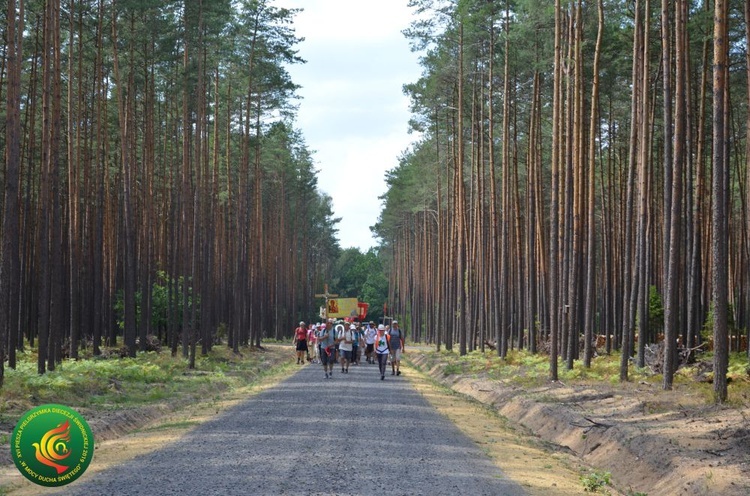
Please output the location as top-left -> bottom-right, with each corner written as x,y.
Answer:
566,0 -> 585,370
527,71 -> 540,355
111,10 -> 138,358
712,0 -> 729,403
584,0 -> 604,368
636,0 -> 654,370
0,0 -> 24,386
621,0 -> 643,382
549,0 -> 563,380
37,0 -> 58,374
456,22 -> 467,356
664,0 -> 687,390
744,0 -> 750,358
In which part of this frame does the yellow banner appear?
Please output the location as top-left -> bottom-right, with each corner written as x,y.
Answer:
326,298 -> 359,318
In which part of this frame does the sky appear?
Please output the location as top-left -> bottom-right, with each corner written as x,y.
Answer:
275,0 -> 423,252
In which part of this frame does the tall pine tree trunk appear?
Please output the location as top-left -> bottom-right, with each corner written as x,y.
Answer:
712,0 -> 729,403
0,0 -> 24,386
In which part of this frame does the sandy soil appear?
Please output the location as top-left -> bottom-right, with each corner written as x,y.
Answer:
408,353 -> 750,496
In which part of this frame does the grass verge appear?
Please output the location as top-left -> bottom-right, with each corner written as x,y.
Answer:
410,346 -> 750,404
0,344 -> 296,495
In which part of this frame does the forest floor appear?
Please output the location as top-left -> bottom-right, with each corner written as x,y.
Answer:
407,348 -> 750,496
1,344 -> 749,495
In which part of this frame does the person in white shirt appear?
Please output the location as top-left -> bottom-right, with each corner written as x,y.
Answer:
374,324 -> 390,380
338,323 -> 355,374
364,321 -> 377,364
307,324 -> 318,363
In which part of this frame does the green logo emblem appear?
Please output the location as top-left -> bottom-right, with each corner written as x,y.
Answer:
11,404 -> 94,487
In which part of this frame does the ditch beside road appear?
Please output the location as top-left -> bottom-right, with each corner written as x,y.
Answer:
408,351 -> 750,496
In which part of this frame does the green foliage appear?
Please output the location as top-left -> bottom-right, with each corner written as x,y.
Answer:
329,247 -> 388,323
627,490 -> 648,496
648,286 -> 664,332
0,345 -> 282,410
114,271 -> 197,331
702,302 -> 737,342
0,344 -> 294,496
418,348 -> 661,389
443,363 -> 463,375
727,352 -> 750,379
580,470 -> 611,493
2,353 -> 189,406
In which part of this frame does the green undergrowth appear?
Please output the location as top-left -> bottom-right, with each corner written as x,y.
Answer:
580,469 -> 612,493
0,344 -> 291,429
410,346 -> 750,403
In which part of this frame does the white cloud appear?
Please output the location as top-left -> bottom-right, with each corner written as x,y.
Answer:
315,130 -> 413,250
275,0 -> 422,251
284,0 -> 414,43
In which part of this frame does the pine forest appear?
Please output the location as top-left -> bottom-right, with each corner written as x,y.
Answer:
375,0 -> 745,404
0,1 -> 342,384
0,0 -> 749,408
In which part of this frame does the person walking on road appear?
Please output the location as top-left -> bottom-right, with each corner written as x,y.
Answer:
307,324 -> 318,363
293,321 -> 308,365
318,321 -> 336,379
338,323 -> 355,373
388,320 -> 405,376
351,322 -> 361,365
364,322 -> 377,364
374,324 -> 390,380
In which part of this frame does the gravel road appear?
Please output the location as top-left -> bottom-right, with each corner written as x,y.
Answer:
55,361 -> 526,496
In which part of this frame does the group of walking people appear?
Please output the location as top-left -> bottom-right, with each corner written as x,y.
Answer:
292,320 -> 405,380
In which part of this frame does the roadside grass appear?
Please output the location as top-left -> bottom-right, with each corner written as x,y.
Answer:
138,420 -> 202,432
0,344 -> 293,448
0,344 -> 296,496
413,346 -> 750,405
580,469 -> 612,493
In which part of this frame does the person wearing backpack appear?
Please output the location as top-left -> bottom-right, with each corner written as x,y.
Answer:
338,324 -> 355,373
388,320 -> 405,376
317,320 -> 336,379
351,322 -> 362,365
374,324 -> 390,380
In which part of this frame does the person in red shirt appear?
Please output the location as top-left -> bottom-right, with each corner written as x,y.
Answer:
293,321 -> 308,365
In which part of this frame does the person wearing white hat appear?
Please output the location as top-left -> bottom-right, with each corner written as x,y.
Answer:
293,321 -> 308,365
364,321 -> 377,364
337,323 -> 355,373
374,324 -> 390,380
